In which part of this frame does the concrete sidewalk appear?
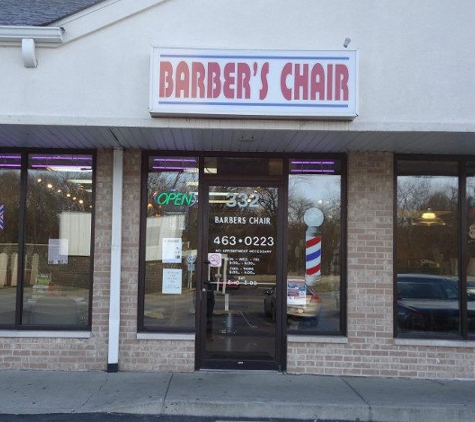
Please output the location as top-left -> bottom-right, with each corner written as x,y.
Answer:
0,370 -> 474,422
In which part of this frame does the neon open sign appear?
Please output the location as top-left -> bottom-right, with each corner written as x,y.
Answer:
153,191 -> 197,207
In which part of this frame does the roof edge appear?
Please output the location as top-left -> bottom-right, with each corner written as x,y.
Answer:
52,0 -> 167,44
0,26 -> 64,43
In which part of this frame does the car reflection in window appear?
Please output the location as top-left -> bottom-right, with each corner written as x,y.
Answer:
397,274 -> 475,333
264,286 -> 322,329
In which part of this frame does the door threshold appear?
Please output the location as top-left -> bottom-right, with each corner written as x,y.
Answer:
197,368 -> 281,374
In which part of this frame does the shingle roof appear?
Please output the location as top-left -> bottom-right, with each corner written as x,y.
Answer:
0,0 -> 105,26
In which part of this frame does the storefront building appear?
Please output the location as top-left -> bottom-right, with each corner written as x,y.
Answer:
1,1 -> 475,378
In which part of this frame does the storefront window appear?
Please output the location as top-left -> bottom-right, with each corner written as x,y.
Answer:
287,158 -> 344,334
396,159 -> 467,338
0,152 -> 94,329
139,155 -> 345,337
140,156 -> 199,331
466,162 -> 475,337
0,154 -> 21,325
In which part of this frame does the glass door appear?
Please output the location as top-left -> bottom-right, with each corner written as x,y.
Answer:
199,182 -> 282,370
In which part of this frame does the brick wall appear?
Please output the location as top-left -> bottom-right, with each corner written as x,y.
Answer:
2,149 -> 473,378
287,151 -> 475,380
117,149 -> 194,372
0,148 -> 194,371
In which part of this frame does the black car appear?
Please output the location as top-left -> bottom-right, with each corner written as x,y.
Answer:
397,274 -> 475,332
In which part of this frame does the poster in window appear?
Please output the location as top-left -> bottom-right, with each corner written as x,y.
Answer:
162,238 -> 182,263
48,239 -> 68,264
162,268 -> 182,294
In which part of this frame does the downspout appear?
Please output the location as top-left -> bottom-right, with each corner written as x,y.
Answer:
108,148 -> 123,372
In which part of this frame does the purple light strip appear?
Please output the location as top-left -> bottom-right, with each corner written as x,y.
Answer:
153,158 -> 197,163
30,165 -> 92,169
291,169 -> 335,173
0,164 -> 21,168
291,161 -> 335,165
0,155 -> 21,159
31,156 -> 91,161
152,166 -> 197,171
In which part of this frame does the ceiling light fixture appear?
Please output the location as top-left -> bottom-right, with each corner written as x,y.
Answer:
421,210 -> 436,220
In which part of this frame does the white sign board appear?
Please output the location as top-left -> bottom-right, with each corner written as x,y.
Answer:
162,268 -> 182,294
150,48 -> 358,119
48,239 -> 68,264
162,238 -> 182,263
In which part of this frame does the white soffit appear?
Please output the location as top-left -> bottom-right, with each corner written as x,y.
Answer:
0,125 -> 475,155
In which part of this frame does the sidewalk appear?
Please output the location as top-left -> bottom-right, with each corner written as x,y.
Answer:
0,370 -> 474,422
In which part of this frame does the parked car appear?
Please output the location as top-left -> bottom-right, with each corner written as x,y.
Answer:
397,273 -> 475,332
468,281 -> 475,296
263,284 -> 322,327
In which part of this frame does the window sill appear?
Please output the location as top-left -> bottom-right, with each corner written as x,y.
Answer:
0,330 -> 91,339
395,338 -> 475,348
288,335 -> 348,344
137,332 -> 195,341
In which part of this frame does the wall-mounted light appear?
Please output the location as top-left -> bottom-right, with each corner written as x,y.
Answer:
343,37 -> 351,48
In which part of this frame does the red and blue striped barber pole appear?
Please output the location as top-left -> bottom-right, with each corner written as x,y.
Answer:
305,233 -> 321,286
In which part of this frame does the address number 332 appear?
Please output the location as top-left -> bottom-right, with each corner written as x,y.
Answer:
226,192 -> 259,208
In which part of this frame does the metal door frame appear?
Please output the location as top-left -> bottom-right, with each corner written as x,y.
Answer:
195,172 -> 287,371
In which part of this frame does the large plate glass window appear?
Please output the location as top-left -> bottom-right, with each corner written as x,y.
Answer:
140,156 -> 199,331
466,162 -> 475,337
396,159 -> 465,338
286,158 -> 345,334
0,154 -> 21,325
0,152 -> 94,329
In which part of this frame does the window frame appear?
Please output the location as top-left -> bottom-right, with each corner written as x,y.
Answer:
394,154 -> 473,340
0,149 -> 96,331
137,152 -> 348,337
137,152 -> 201,334
286,155 -> 347,337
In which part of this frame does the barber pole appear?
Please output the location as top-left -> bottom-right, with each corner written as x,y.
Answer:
305,232 -> 322,287
303,207 -> 325,287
